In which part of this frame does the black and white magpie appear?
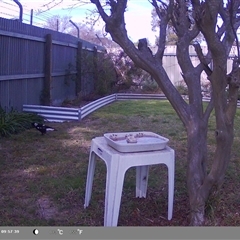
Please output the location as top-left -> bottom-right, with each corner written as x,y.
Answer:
32,122 -> 57,135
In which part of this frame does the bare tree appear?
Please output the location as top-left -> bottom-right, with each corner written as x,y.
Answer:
43,15 -> 72,32
43,14 -> 109,45
89,0 -> 240,226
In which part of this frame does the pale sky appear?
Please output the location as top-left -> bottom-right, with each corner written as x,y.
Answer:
0,0 -> 157,44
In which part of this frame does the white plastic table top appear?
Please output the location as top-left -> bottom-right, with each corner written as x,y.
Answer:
84,136 -> 175,226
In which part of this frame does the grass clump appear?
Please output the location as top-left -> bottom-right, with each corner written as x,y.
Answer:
0,106 -> 44,137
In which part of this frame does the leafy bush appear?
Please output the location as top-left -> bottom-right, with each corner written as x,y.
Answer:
79,50 -> 117,98
0,106 -> 44,137
141,77 -> 159,92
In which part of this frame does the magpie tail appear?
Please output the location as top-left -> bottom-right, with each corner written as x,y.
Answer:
46,127 -> 57,131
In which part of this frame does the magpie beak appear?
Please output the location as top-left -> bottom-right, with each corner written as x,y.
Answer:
32,122 -> 57,135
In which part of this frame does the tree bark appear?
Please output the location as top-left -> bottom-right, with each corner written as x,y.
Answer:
186,111 -> 234,226
186,116 -> 208,225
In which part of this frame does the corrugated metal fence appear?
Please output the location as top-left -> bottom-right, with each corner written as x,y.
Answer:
22,104 -> 81,122
0,17 -> 105,112
23,93 -> 240,122
23,93 -> 166,122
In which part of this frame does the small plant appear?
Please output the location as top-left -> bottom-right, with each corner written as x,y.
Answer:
175,80 -> 188,95
205,188 -> 221,221
0,106 -> 44,137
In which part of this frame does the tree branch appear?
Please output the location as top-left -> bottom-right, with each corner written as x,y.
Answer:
193,43 -> 212,77
229,0 -> 240,60
195,0 -> 225,58
226,57 -> 240,121
150,0 -> 173,61
224,1 -> 240,121
203,97 -> 214,123
90,0 -> 110,23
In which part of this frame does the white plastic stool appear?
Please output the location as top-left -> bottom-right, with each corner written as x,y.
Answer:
84,137 -> 175,227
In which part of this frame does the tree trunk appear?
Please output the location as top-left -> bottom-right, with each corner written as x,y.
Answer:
186,118 -> 208,226
186,110 -> 235,226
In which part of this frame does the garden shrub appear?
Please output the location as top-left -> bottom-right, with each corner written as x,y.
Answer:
0,106 -> 44,137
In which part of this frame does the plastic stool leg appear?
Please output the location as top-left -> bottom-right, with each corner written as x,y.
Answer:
136,166 -> 149,198
104,160 -> 126,227
167,157 -> 175,220
84,151 -> 96,208
106,171 -> 126,227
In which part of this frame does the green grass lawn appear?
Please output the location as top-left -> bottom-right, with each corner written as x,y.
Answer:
0,100 -> 240,226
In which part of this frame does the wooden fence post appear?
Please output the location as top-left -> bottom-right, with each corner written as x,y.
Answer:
76,41 -> 82,96
42,33 -> 52,105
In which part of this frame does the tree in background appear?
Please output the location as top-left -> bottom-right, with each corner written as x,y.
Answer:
89,0 -> 240,226
43,15 -> 72,32
43,14 -> 105,43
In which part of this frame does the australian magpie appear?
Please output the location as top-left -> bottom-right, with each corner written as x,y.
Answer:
32,122 -> 57,135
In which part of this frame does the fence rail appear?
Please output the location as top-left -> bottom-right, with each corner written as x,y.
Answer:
116,93 -> 166,100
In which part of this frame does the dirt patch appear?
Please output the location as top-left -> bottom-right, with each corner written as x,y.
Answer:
37,196 -> 58,220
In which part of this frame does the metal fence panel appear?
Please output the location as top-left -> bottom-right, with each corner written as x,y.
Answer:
24,93 -> 240,122
22,94 -> 166,122
116,93 -> 166,100
81,94 -> 116,119
0,77 -> 44,110
0,17 -> 105,112
51,75 -> 76,106
23,104 -> 80,122
80,49 -> 95,96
